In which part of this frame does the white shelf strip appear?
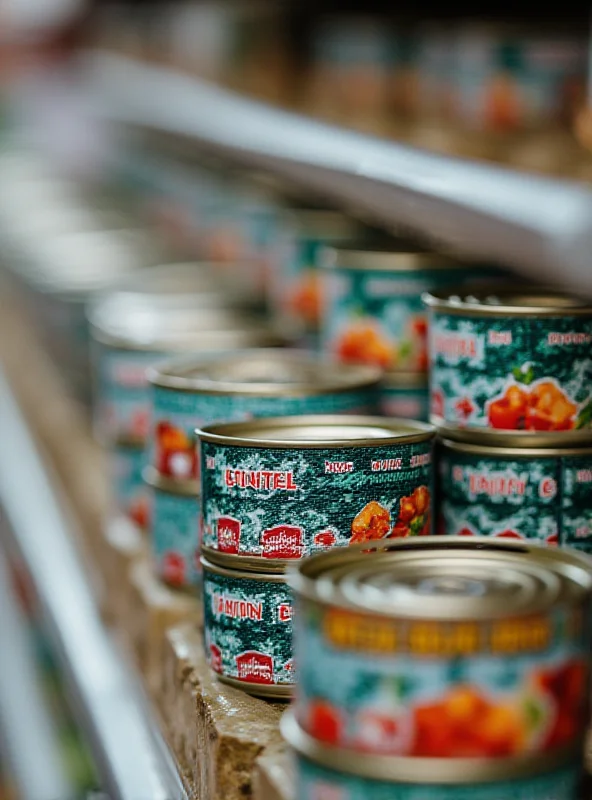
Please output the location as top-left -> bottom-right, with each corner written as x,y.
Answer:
0,370 -> 187,800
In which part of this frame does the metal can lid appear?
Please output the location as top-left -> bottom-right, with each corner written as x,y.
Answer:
197,414 -> 435,449
435,424 -> 592,450
150,350 -> 382,396
108,261 -> 220,297
90,297 -> 283,351
440,434 -> 592,458
281,710 -> 581,785
143,465 -> 198,497
423,284 -> 592,316
289,537 -> 592,620
201,554 -> 286,583
323,240 -> 463,272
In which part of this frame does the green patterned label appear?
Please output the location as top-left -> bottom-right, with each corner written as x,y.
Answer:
93,342 -> 167,442
149,485 -> 200,588
381,384 -> 429,422
323,268 -> 500,373
429,312 -> 592,431
438,445 -> 592,549
150,384 -> 378,482
297,755 -> 581,800
200,441 -> 433,559
294,598 -> 589,759
203,568 -> 293,686
108,444 -> 149,530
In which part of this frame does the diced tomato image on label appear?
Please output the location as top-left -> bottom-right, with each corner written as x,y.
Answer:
217,516 -> 241,554
495,529 -> 523,539
162,552 -> 186,586
261,524 -> 304,559
235,651 -> 274,684
314,530 -> 336,548
210,643 -> 222,673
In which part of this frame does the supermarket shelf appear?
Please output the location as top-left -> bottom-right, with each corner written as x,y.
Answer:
0,370 -> 188,800
86,51 -> 592,291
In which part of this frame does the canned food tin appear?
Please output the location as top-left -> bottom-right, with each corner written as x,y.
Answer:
201,556 -> 293,697
424,287 -> 592,438
149,351 -> 382,485
284,717 -> 582,799
322,242 -> 502,373
382,373 -> 429,422
289,537 -> 592,761
270,208 -> 358,345
198,416 -> 434,569
107,443 -> 150,530
145,472 -> 200,590
437,436 -> 592,550
90,289 -> 281,444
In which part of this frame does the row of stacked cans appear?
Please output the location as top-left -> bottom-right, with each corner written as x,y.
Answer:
281,536 -> 592,798
306,14 -> 586,134
422,285 -> 592,551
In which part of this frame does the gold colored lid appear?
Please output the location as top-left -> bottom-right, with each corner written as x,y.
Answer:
289,536 -> 592,620
423,284 -> 592,316
435,424 -> 592,450
439,434 -> 592,458
197,415 -> 435,449
324,240 -> 463,272
150,350 -> 382,396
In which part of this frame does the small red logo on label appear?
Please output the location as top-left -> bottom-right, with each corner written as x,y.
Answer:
210,644 -> 222,673
235,651 -> 274,684
261,524 -> 303,559
217,516 -> 241,554
539,477 -> 557,499
278,603 -> 293,623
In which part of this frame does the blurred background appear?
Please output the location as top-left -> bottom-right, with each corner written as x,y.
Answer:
0,2 -> 592,799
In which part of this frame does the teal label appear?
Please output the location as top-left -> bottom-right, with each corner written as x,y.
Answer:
294,599 -> 589,758
438,445 -> 592,549
381,385 -> 429,422
297,755 -> 581,800
429,313 -> 592,431
323,268 -> 500,373
149,486 -> 200,588
94,343 -> 166,442
200,441 -> 432,559
203,568 -> 293,686
108,445 -> 150,530
150,385 -> 378,482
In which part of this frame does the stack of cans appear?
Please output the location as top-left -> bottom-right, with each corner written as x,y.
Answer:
88,262 -> 276,535
283,536 -> 592,798
195,414 -> 434,696
424,286 -> 592,553
320,237 -> 504,421
146,351 -> 381,594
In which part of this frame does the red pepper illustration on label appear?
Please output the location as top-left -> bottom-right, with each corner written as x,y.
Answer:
155,421 -> 198,479
261,524 -> 304,559
217,516 -> 242,554
235,651 -> 274,684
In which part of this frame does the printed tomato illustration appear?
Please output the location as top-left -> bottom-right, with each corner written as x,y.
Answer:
534,660 -> 588,750
488,380 -> 578,431
455,397 -> 475,420
431,389 -> 444,419
162,552 -> 185,587
353,709 -> 414,755
155,421 -> 198,479
129,497 -> 149,530
289,270 -> 321,327
411,316 -> 428,338
546,533 -> 559,546
412,685 -> 524,758
307,700 -> 343,745
349,501 -> 391,544
210,643 -> 222,673
388,486 -> 431,539
457,527 -> 475,536
336,322 -> 394,369
495,529 -> 523,539
314,530 -> 337,548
